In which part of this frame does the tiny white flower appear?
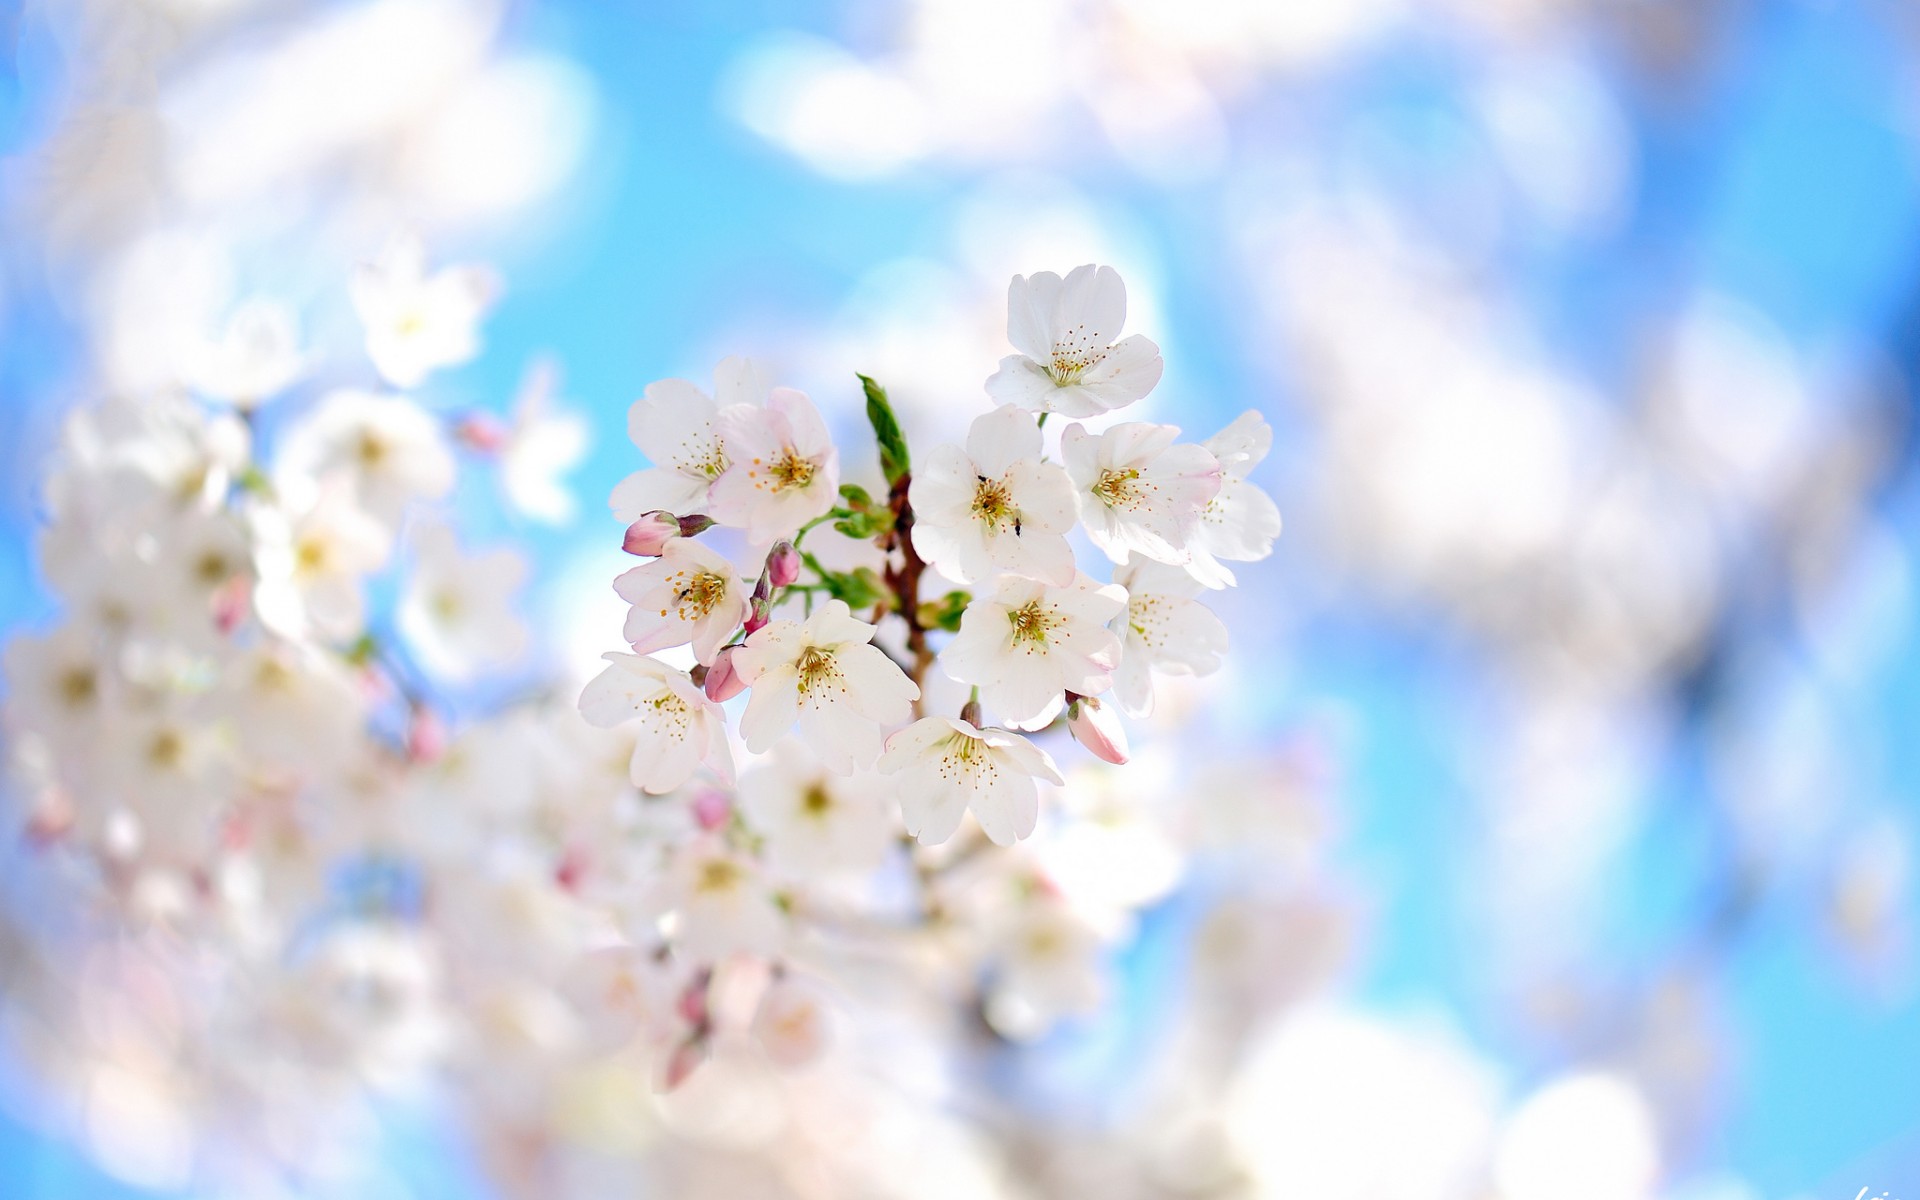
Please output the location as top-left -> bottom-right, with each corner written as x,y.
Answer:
252,487 -> 393,642
909,404 -> 1077,586
666,836 -> 784,960
985,264 -> 1163,417
223,640 -> 366,779
878,717 -> 1063,847
613,538 -> 750,666
730,600 -> 919,774
498,361 -> 587,525
736,740 -> 893,876
276,389 -> 455,525
351,233 -> 495,388
939,573 -> 1127,730
610,357 -> 766,523
159,510 -> 252,639
1185,410 -> 1284,588
1111,559 -> 1229,718
709,386 -> 841,544
398,523 -> 531,683
579,652 -> 735,794
984,897 -> 1107,1039
559,945 -> 685,1054
2,624 -> 112,763
1061,421 -> 1221,567
752,974 -> 834,1069
185,298 -> 304,409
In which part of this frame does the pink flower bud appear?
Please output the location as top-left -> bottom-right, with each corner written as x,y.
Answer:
1066,695 -> 1130,765
677,972 -> 712,1027
212,574 -> 252,636
452,413 -> 510,454
691,788 -> 732,831
622,512 -> 680,556
703,646 -> 747,702
406,704 -> 447,764
767,540 -> 801,588
743,606 -> 769,636
659,1036 -> 708,1093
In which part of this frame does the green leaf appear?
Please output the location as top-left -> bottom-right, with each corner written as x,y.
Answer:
858,374 -> 911,487
918,589 -> 972,633
838,483 -> 874,510
833,510 -> 891,540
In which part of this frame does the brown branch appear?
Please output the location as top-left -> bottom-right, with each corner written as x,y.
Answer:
881,472 -> 936,710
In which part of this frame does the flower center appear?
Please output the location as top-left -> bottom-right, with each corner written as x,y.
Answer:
1007,600 -> 1059,648
148,729 -> 185,769
795,646 -> 840,696
672,570 -> 729,620
1048,326 -> 1108,384
696,858 -> 742,893
194,551 -> 233,586
295,536 -> 330,575
769,448 -> 816,491
971,475 -> 1015,530
356,431 -> 388,468
1092,467 -> 1142,509
58,666 -> 97,707
800,784 -> 833,817
255,657 -> 295,692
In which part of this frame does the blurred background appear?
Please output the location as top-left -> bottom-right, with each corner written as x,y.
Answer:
2,0 -> 1919,1196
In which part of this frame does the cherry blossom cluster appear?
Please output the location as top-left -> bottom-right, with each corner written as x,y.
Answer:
589,263 -> 1281,851
1,251 -> 1287,1192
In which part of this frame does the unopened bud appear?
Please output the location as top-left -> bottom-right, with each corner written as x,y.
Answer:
406,704 -> 447,764
1066,695 -> 1129,765
623,512 -> 680,556
703,647 -> 747,702
659,1035 -> 708,1093
691,788 -> 732,831
212,574 -> 252,635
767,540 -> 801,588
452,413 -> 510,454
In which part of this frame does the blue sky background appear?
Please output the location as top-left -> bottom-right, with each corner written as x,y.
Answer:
3,0 -> 1919,1195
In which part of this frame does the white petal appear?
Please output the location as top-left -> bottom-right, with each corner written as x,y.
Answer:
966,404 -> 1041,478
984,356 -> 1063,411
1006,272 -> 1061,363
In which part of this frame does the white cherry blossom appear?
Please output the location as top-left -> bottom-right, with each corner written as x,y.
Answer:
252,487 -> 393,642
610,357 -> 767,522
398,523 -> 531,683
1185,410 -> 1285,588
709,385 -> 841,543
736,741 -> 893,876
352,233 -> 495,388
275,389 -> 455,525
1111,559 -> 1229,718
613,538 -> 749,666
1061,420 -> 1221,567
730,600 -> 918,773
497,362 -> 587,525
185,298 -> 304,409
752,974 -> 833,1068
664,836 -> 784,960
223,640 -> 366,778
2,624 -> 112,762
909,404 -> 1077,586
878,717 -> 1063,846
984,896 -> 1108,1040
940,573 -> 1127,730
985,264 -> 1163,418
559,945 -> 686,1054
579,652 -> 735,794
